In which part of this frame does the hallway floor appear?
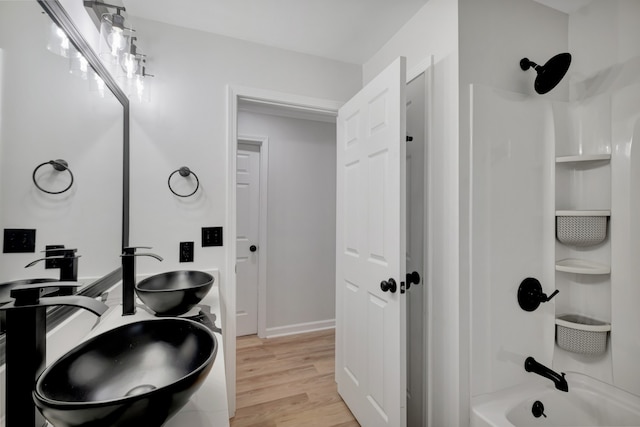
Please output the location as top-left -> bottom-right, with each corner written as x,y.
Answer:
230,329 -> 360,427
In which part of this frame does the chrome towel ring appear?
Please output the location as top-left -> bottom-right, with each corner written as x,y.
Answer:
168,166 -> 200,197
32,159 -> 74,194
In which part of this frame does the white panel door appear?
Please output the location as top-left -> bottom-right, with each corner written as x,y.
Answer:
336,57 -> 407,427
236,144 -> 260,336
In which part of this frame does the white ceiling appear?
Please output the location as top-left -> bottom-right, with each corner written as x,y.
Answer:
122,0 -> 594,65
531,0 -> 594,14
122,0 -> 429,65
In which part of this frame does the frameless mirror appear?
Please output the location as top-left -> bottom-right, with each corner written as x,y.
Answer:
0,2 -> 127,301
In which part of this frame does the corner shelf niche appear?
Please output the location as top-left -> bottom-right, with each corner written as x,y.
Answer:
555,258 -> 611,275
556,314 -> 611,355
556,154 -> 611,164
556,210 -> 610,247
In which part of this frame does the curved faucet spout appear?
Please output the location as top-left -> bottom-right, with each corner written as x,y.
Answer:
525,356 -> 568,392
121,247 -> 163,315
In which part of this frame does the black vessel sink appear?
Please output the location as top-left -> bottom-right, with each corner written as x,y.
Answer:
135,270 -> 214,316
34,318 -> 217,427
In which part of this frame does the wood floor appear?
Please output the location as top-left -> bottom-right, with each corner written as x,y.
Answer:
230,329 -> 360,427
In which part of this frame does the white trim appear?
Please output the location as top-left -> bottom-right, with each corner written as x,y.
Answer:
407,56 -> 435,84
226,84 -> 341,419
237,135 -> 269,339
264,319 -> 335,339
422,55 -> 435,427
239,100 -> 336,124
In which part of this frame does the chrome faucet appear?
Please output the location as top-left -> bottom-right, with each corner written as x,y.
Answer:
121,247 -> 163,315
525,356 -> 568,392
0,281 -> 108,427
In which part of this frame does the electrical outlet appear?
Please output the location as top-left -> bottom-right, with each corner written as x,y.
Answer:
202,226 -> 223,247
180,241 -> 194,263
3,229 -> 36,253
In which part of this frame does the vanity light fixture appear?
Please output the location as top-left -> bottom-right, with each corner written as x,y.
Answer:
89,72 -> 108,98
46,22 -> 72,58
120,36 -> 139,79
69,52 -> 90,79
83,0 -> 154,102
82,1 -> 129,64
131,58 -> 153,102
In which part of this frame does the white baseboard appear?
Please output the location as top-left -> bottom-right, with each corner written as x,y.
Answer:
264,319 -> 335,338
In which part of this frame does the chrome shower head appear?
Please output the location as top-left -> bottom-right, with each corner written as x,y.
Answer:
520,52 -> 571,94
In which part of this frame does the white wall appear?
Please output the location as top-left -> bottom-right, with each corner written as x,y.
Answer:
469,84 -> 556,396
237,111 -> 336,333
460,0 -> 567,424
125,16 -> 360,296
564,0 -> 640,396
362,0 -> 457,86
363,0 -> 461,425
0,2 -> 123,283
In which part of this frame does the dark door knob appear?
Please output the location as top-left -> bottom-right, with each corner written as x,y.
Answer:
249,245 -> 257,252
406,271 -> 421,289
380,278 -> 397,293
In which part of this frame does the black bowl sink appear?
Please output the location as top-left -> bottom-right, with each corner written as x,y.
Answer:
34,318 -> 217,427
135,270 -> 214,316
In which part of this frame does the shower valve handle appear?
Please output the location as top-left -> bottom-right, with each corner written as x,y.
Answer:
518,277 -> 559,312
542,289 -> 559,302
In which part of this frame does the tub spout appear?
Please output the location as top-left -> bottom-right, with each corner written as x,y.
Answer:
525,356 -> 568,392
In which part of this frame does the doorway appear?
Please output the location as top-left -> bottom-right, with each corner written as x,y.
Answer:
235,109 -> 337,339
235,139 -> 267,337
406,71 -> 427,427
226,70 -> 430,424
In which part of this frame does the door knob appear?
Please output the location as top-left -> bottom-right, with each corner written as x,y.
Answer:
249,245 -> 257,252
406,271 -> 421,290
380,278 -> 397,293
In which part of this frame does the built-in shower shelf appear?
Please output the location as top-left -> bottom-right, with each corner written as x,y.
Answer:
556,314 -> 611,355
556,210 -> 610,247
556,154 -> 611,163
555,258 -> 610,275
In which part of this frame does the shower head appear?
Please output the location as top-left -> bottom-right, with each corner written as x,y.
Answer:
520,52 -> 571,94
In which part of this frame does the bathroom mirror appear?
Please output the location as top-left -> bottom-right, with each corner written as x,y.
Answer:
0,1 -> 128,310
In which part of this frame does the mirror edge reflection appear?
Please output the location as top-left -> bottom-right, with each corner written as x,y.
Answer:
0,0 -> 130,361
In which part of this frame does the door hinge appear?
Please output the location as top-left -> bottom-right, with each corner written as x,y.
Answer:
400,281 -> 406,294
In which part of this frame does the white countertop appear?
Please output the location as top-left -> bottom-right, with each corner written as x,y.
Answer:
41,274 -> 230,427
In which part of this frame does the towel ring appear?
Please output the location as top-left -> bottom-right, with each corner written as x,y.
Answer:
32,159 -> 74,195
168,166 -> 200,197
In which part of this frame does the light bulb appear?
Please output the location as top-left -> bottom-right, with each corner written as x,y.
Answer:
56,27 -> 70,51
47,22 -> 71,57
122,53 -> 137,78
108,28 -> 125,56
99,13 -> 127,65
92,73 -> 106,98
69,53 -> 90,79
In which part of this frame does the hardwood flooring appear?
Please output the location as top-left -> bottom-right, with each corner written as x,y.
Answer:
230,329 -> 360,427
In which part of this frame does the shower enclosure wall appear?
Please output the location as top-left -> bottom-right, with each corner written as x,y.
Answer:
468,0 -> 640,412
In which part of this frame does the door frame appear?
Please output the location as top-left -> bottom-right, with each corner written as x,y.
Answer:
226,85 -> 342,415
224,59 -> 432,417
237,135 -> 269,338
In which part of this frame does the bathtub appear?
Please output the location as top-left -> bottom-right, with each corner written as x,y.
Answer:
471,373 -> 640,426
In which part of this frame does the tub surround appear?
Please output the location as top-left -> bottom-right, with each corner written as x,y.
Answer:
471,372 -> 640,427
